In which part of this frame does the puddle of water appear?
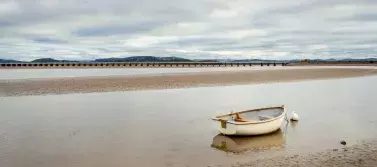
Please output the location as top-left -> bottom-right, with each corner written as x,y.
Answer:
1,75 -> 377,167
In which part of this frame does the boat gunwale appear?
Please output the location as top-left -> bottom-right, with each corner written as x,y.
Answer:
211,105 -> 285,125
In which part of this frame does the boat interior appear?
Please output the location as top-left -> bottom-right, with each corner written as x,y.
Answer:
216,107 -> 284,122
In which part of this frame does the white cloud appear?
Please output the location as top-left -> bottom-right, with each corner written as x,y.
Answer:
308,45 -> 328,50
209,9 -> 239,19
0,0 -> 20,16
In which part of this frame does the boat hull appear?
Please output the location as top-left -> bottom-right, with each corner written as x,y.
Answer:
212,107 -> 286,136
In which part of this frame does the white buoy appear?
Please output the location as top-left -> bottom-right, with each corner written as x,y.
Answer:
290,111 -> 299,121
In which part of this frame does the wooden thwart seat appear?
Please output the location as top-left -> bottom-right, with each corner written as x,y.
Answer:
234,113 -> 249,122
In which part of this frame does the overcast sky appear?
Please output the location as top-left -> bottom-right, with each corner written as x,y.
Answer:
0,0 -> 377,60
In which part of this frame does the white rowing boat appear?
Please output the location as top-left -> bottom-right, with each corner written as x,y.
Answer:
211,105 -> 286,136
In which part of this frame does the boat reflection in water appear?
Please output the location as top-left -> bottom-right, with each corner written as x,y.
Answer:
211,130 -> 285,153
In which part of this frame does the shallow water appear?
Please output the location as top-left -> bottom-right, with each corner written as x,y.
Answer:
1,75 -> 377,167
1,66 -> 374,80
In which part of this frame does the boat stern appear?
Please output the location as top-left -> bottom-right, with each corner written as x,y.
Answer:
212,118 -> 237,135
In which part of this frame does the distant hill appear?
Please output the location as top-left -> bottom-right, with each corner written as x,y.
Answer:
31,58 -> 60,63
0,59 -> 22,63
230,59 -> 278,63
0,57 -> 376,63
94,56 -> 192,62
301,58 -> 377,63
31,58 -> 78,63
194,59 -> 220,62
334,58 -> 377,62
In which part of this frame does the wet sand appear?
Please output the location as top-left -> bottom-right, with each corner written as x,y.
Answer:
1,68 -> 377,96
1,74 -> 377,167
234,141 -> 377,167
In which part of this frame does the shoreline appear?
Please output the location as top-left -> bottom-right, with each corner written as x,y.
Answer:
1,68 -> 377,97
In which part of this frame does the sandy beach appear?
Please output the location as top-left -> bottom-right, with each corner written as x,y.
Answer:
1,68 -> 377,96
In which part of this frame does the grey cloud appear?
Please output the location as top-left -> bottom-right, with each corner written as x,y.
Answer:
31,37 -> 67,44
73,21 -> 163,37
263,0 -> 324,15
0,20 -> 13,28
162,37 -> 238,47
0,0 -> 377,60
337,13 -> 377,22
0,0 -> 216,27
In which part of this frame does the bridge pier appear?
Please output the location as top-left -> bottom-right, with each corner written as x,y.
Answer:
0,62 -> 292,68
